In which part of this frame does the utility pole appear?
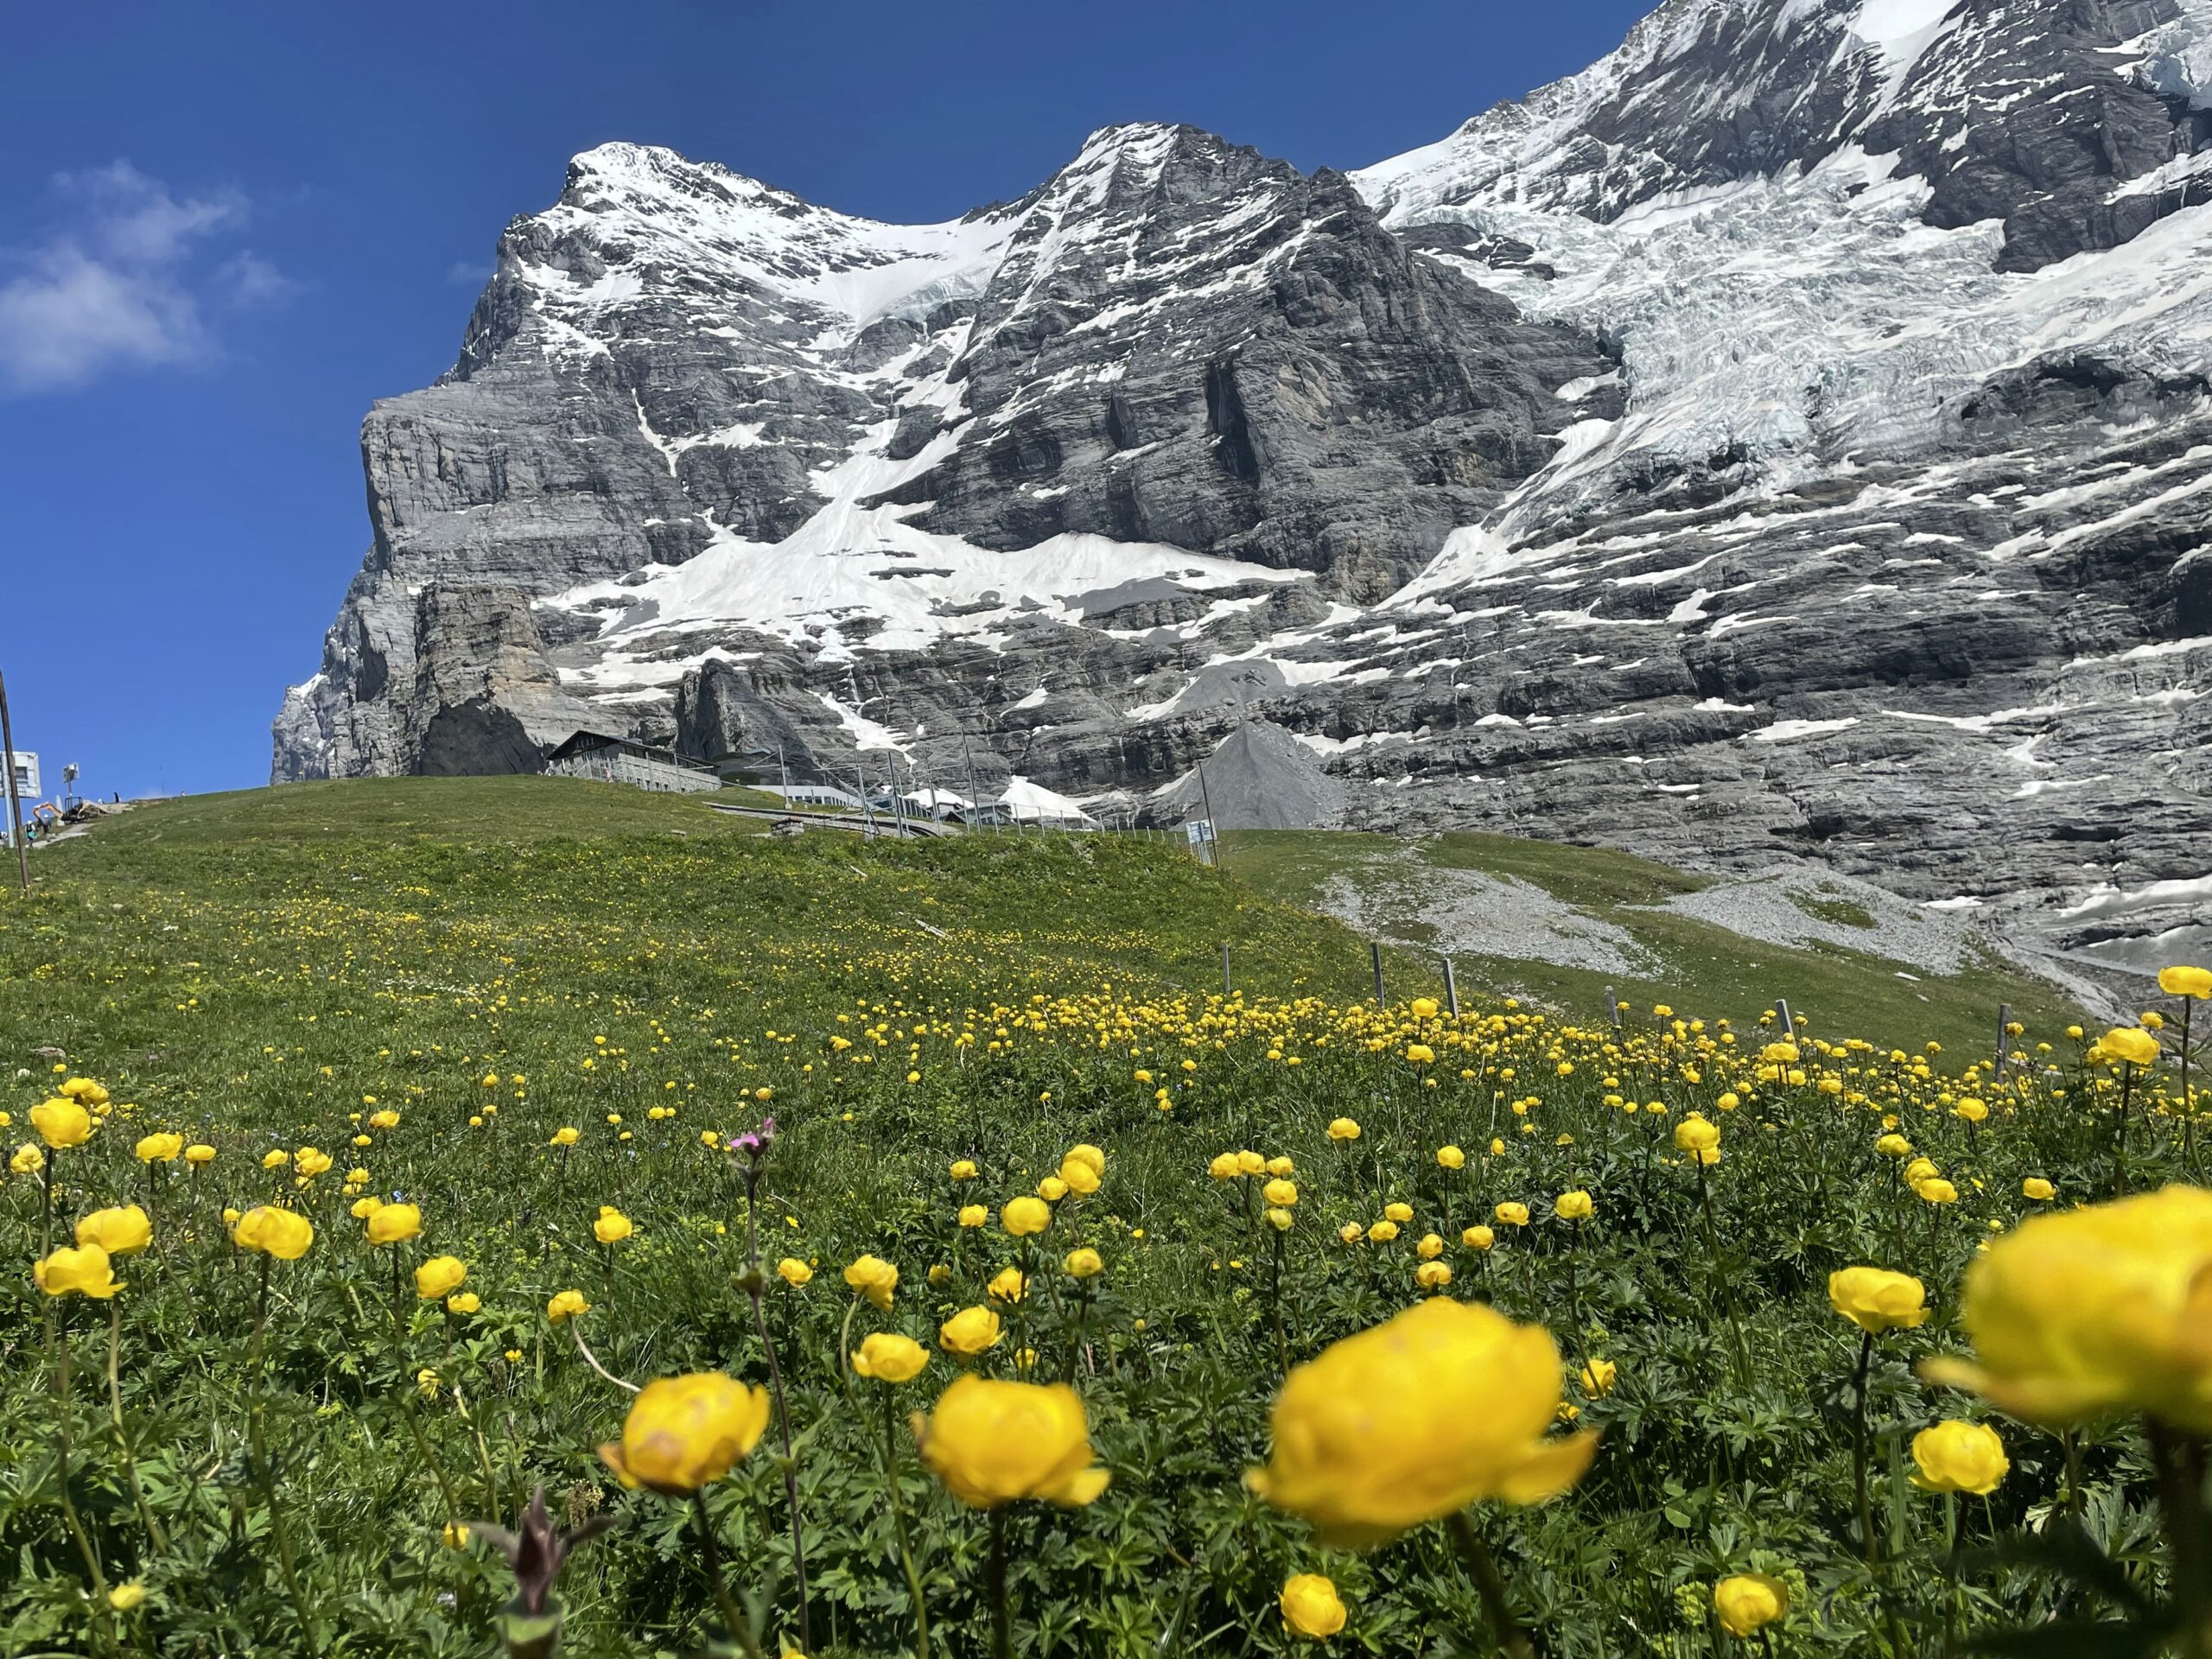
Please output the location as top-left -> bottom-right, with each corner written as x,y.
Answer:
885,754 -> 907,838
778,741 -> 790,805
960,732 -> 992,836
0,671 -> 26,893
852,767 -> 878,839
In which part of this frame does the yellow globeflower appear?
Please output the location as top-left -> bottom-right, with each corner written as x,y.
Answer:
950,1159 -> 978,1180
1554,1190 -> 1593,1222
2022,1178 -> 2056,1202
1263,1179 -> 1299,1208
2158,964 -> 2212,1000
184,1143 -> 215,1165
1236,1150 -> 1266,1175
1436,1145 -> 1465,1170
777,1257 -> 814,1287
1409,996 -> 1440,1020
1921,1185 -> 2212,1432
12,1144 -> 45,1175
35,1243 -> 124,1299
447,1293 -> 480,1315
1580,1357 -> 1618,1397
547,1289 -> 591,1323
1462,1224 -> 1495,1251
939,1305 -> 1004,1357
31,1097 -> 92,1149
1326,1118 -> 1361,1143
598,1372 -> 771,1495
1064,1248 -> 1103,1279
1674,1116 -> 1720,1162
843,1255 -> 899,1310
957,1204 -> 988,1229
2101,1026 -> 2160,1067
1246,1298 -> 1598,1547
1366,1220 -> 1400,1243
1713,1574 -> 1789,1638
550,1127 -> 580,1147
1910,1421 -> 2008,1494
852,1332 -> 930,1383
1061,1142 -> 1106,1180
232,1206 -> 315,1260
1827,1267 -> 1928,1334
76,1205 -> 153,1256
1414,1261 -> 1452,1292
915,1375 -> 1110,1509
1916,1178 -> 1960,1205
414,1255 -> 468,1300
351,1195 -> 384,1220
988,1266 -> 1028,1304
1280,1573 -> 1347,1639
1001,1197 -> 1052,1237
294,1148 -> 333,1179
1036,1176 -> 1069,1202
135,1132 -> 184,1164
366,1203 -> 423,1246
593,1207 -> 634,1244
107,1582 -> 147,1612
1208,1153 -> 1242,1180
1495,1202 -> 1530,1228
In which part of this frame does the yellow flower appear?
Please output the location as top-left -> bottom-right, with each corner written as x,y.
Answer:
232,1206 -> 315,1260
1436,1145 -> 1465,1170
777,1257 -> 813,1287
547,1288 -> 590,1323
366,1203 -> 423,1246
35,1243 -> 123,1299
1366,1220 -> 1400,1243
550,1127 -> 580,1147
2101,1026 -> 2160,1067
1409,996 -> 1440,1020
58,1077 -> 108,1104
1910,1421 -> 2008,1494
1405,1044 -> 1434,1065
1001,1197 -> 1052,1237
950,1159 -> 979,1180
1235,1149 -> 1266,1175
368,1109 -> 400,1130
1061,1142 -> 1106,1179
31,1097 -> 92,1149
599,1371 -> 772,1495
1280,1573 -> 1347,1639
1037,1176 -> 1069,1201
1916,1178 -> 1960,1205
915,1375 -> 1110,1509
1247,1299 -> 1598,1547
184,1143 -> 215,1165
1554,1190 -> 1593,1222
262,1150 -> 289,1170
10,1143 -> 43,1175
76,1205 -> 153,1257
1495,1202 -> 1530,1228
1875,1133 -> 1913,1158
988,1265 -> 1028,1304
294,1148 -> 333,1179
1674,1116 -> 1720,1162
958,1203 -> 988,1228
1207,1152 -> 1241,1179
414,1255 -> 468,1300
447,1292 -> 481,1315
1921,1185 -> 2212,1431
853,1332 -> 930,1382
2022,1178 -> 2056,1202
107,1582 -> 147,1612
843,1255 -> 899,1310
2158,965 -> 2212,1000
1267,1156 -> 1295,1178
1827,1267 -> 1928,1334
1065,1248 -> 1103,1279
940,1305 -> 1004,1356
1580,1357 -> 1618,1397
1462,1225 -> 1495,1251
1266,1206 -> 1294,1230
1263,1179 -> 1299,1208
1713,1574 -> 1789,1638
134,1132 -> 183,1164
1414,1261 -> 1452,1292
594,1207 -> 634,1244
351,1195 -> 384,1220
1326,1118 -> 1361,1142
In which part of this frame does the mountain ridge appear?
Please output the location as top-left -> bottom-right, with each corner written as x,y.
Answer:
276,0 -> 2212,982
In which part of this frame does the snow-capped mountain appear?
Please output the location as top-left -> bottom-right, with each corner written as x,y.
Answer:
276,0 -> 2212,973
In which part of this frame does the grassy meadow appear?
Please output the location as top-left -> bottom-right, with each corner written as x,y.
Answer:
3,778 -> 2209,1659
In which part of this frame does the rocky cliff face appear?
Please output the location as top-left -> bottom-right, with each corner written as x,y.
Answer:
278,0 -> 2212,976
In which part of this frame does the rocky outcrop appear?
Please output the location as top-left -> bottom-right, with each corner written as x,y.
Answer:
276,0 -> 2212,972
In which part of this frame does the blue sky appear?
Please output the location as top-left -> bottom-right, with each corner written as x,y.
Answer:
0,0 -> 1653,800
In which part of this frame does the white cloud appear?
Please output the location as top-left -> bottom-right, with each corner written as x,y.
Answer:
0,162 -> 288,395
446,260 -> 493,286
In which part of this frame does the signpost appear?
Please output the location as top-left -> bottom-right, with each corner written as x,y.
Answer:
0,671 -> 28,893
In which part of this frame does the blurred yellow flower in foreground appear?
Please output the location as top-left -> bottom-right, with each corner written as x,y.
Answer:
915,1375 -> 1109,1509
599,1372 -> 771,1494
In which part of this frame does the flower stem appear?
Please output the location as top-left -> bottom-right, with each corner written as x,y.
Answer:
1444,1510 -> 1534,1659
106,1300 -> 166,1552
2150,1421 -> 2212,1659
693,1490 -> 766,1659
247,1255 -> 319,1658
1851,1329 -> 1878,1567
747,1159 -> 811,1654
1695,1159 -> 1750,1390
880,1386 -> 932,1659
987,1506 -> 1014,1659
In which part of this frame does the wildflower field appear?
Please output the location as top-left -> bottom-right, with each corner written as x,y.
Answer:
4,779 -> 2209,1659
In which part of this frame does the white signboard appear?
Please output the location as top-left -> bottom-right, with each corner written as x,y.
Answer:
1185,817 -> 1215,845
5,751 -> 37,798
